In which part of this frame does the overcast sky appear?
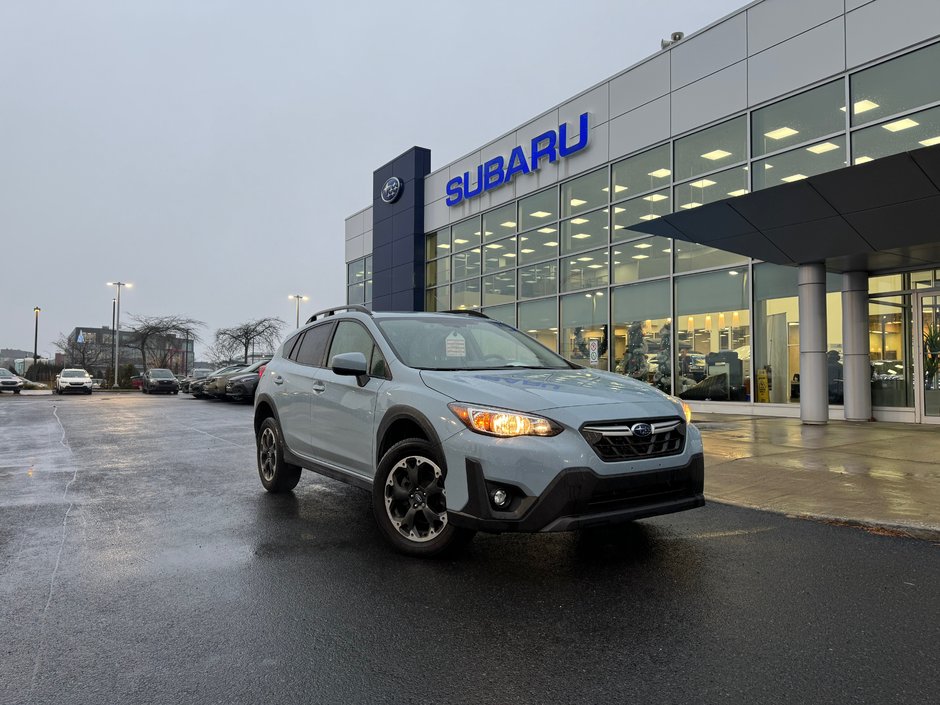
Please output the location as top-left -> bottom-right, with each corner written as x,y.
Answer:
1,0 -> 744,360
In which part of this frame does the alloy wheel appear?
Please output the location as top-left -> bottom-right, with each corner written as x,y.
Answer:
259,427 -> 277,482
384,455 -> 447,543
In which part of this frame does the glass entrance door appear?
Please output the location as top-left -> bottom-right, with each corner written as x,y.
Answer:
914,291 -> 940,422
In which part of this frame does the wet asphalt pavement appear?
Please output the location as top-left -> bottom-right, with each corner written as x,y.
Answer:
1,394 -> 938,705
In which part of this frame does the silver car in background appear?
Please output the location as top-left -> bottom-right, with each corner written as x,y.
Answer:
254,306 -> 703,557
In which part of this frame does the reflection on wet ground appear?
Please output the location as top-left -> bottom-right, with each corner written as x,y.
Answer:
1,395 -> 938,705
698,413 -> 940,533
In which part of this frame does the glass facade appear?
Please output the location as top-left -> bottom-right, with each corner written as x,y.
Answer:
347,255 -> 373,306
403,39 -> 940,414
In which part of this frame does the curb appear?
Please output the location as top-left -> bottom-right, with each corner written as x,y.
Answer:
707,498 -> 940,542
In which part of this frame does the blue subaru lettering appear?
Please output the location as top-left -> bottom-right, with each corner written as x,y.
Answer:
444,112 -> 590,206
483,155 -> 505,190
558,112 -> 589,158
463,164 -> 484,200
530,130 -> 557,170
503,146 -> 530,184
445,177 -> 463,206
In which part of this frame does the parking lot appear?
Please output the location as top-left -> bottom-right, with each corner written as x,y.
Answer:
1,394 -> 938,704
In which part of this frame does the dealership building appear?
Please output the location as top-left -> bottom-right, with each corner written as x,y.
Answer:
345,0 -> 940,425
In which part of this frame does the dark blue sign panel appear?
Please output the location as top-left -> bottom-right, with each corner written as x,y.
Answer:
371,147 -> 431,312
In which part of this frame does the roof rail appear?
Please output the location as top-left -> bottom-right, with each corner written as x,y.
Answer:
442,309 -> 490,319
305,305 -> 372,324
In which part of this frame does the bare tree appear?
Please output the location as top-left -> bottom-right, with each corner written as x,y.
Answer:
205,339 -> 238,367
127,315 -> 205,373
53,331 -> 105,371
215,317 -> 284,364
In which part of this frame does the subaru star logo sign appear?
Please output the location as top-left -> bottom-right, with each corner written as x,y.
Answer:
630,422 -> 653,438
381,176 -> 403,204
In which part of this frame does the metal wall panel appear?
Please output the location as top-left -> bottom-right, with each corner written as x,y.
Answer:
344,210 -> 363,240
424,169 -> 450,207
558,123 -> 609,179
747,0 -> 843,55
559,83 -> 609,128
748,18 -> 845,106
609,54 -> 670,119
846,0 -> 940,68
424,198 -> 448,232
671,14 -> 747,89
345,234 -> 364,262
608,95 -> 670,160
671,61 -> 747,135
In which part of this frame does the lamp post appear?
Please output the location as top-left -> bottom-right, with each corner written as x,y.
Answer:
33,307 -> 41,370
107,282 -> 132,388
289,294 -> 309,328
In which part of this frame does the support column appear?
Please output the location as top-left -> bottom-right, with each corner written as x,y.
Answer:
842,271 -> 872,421
798,263 -> 829,424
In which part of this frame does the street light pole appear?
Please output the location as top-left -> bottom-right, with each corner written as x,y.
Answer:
108,282 -> 132,388
33,307 -> 41,370
111,298 -> 116,379
289,294 -> 309,328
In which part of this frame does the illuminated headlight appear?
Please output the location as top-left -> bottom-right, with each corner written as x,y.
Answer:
668,395 -> 693,424
448,403 -> 561,438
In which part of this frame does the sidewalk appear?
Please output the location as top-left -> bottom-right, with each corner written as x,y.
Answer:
697,413 -> 940,540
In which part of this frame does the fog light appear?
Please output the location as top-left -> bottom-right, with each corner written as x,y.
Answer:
490,488 -> 509,509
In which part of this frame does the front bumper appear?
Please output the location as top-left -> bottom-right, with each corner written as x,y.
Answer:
447,453 -> 704,533
61,383 -> 92,393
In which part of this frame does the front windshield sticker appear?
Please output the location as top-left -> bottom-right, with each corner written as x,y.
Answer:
445,332 -> 466,358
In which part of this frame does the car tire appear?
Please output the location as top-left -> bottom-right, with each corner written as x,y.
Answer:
256,417 -> 302,493
371,438 -> 474,558
13,389 -> 20,395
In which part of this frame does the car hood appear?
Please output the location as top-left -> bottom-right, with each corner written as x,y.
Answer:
419,368 -> 679,414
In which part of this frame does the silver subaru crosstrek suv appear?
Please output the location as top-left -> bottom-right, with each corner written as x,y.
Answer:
254,306 -> 704,556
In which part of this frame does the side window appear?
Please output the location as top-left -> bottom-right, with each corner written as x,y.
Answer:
283,332 -> 303,360
294,323 -> 334,367
328,321 -> 375,367
370,348 -> 388,378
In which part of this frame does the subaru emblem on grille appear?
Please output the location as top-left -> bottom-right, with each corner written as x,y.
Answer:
631,423 -> 653,437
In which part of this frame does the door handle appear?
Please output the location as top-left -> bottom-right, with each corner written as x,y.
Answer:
312,381 -> 325,394
273,375 -> 284,385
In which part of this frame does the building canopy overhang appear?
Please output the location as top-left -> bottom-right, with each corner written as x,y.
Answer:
632,144 -> 940,273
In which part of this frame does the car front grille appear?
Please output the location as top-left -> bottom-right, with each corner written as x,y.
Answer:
580,417 -> 685,462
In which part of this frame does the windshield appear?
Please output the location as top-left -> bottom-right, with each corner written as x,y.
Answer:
150,369 -> 174,378
62,370 -> 88,378
0,369 -> 14,378
376,316 -> 573,371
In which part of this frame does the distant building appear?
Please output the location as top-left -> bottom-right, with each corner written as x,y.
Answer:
62,326 -> 195,374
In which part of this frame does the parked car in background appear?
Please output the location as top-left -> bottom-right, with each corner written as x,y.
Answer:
225,361 -> 269,402
55,369 -> 93,394
191,364 -> 245,398
204,360 -> 268,399
91,378 -> 103,390
142,368 -> 180,394
180,368 -> 213,393
0,368 -> 25,394
130,375 -> 143,389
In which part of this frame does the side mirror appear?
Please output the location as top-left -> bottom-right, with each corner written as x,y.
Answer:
331,352 -> 369,385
